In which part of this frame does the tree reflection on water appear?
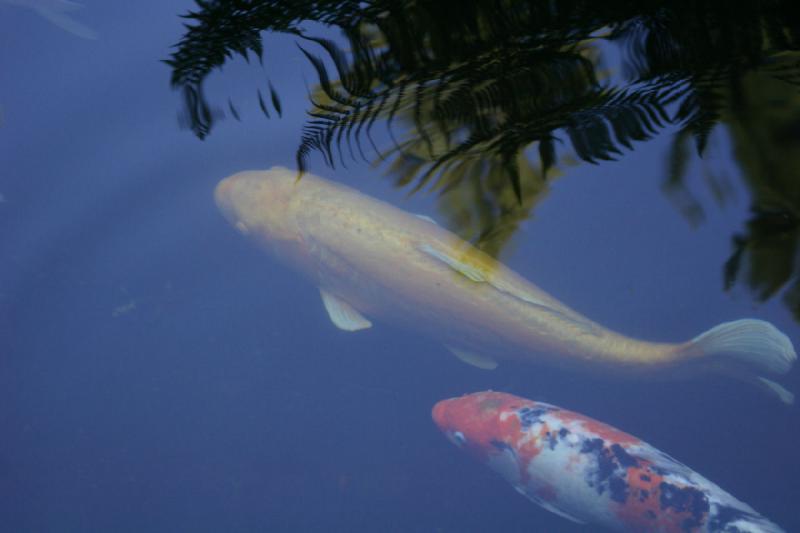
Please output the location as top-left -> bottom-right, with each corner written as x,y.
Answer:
166,0 -> 800,319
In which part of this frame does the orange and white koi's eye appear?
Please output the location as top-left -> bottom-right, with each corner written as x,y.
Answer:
449,431 -> 466,447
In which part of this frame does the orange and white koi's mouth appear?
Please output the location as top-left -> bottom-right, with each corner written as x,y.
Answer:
431,399 -> 450,430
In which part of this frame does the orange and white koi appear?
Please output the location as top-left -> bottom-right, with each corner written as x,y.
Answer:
433,391 -> 783,532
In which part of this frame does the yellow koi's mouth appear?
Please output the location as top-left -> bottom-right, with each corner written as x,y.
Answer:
214,168 -> 308,245
214,175 -> 239,226
214,174 -> 235,202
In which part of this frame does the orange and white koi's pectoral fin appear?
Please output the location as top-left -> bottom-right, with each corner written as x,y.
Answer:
513,486 -> 586,524
319,289 -> 372,331
446,345 -> 498,370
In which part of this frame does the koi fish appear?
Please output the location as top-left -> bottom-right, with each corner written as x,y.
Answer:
1,0 -> 97,39
432,391 -> 783,532
214,167 -> 795,401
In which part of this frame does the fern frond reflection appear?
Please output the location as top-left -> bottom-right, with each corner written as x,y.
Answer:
716,62 -> 800,317
168,1 -> 800,320
384,141 -> 552,259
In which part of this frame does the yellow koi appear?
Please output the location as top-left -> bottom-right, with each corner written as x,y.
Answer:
214,167 -> 796,402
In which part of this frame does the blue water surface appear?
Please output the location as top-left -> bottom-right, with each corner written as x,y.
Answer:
1,2 -> 798,532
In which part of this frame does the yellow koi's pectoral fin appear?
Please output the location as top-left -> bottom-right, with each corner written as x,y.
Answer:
755,376 -> 795,405
319,289 -> 372,332
418,243 -> 486,282
446,345 -> 498,370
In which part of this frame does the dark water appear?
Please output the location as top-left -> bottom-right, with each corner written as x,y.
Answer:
2,2 -> 798,532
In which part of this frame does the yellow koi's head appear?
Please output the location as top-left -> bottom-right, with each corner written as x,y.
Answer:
214,167 -> 304,243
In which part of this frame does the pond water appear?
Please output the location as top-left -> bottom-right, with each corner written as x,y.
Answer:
2,2 -> 798,532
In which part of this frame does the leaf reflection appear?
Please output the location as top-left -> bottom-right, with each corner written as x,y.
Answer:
166,1 -> 800,320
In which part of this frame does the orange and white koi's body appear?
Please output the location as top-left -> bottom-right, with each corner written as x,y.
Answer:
214,167 -> 795,398
433,391 -> 784,532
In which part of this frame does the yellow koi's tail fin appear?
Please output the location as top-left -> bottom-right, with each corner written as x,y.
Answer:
688,319 -> 796,403
690,319 -> 795,374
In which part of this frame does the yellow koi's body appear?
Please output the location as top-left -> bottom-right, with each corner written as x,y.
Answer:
215,167 -> 796,400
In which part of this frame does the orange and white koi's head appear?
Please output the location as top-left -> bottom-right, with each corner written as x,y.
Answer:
432,391 -> 530,461
214,167 -> 305,244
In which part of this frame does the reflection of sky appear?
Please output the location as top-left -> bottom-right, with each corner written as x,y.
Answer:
1,3 -> 798,532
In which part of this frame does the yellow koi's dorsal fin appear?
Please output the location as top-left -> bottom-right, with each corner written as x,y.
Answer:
418,243 -> 488,282
446,345 -> 498,370
319,289 -> 372,331
413,213 -> 439,225
420,243 -> 602,337
419,242 -> 556,306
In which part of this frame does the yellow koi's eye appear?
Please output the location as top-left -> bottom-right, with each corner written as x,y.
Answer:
235,221 -> 250,235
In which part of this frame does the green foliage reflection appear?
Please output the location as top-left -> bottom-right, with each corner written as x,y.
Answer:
166,0 -> 800,318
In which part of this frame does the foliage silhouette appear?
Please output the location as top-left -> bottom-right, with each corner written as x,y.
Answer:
715,66 -> 800,320
378,113 -> 559,256
167,0 -> 800,317
167,0 -> 799,194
